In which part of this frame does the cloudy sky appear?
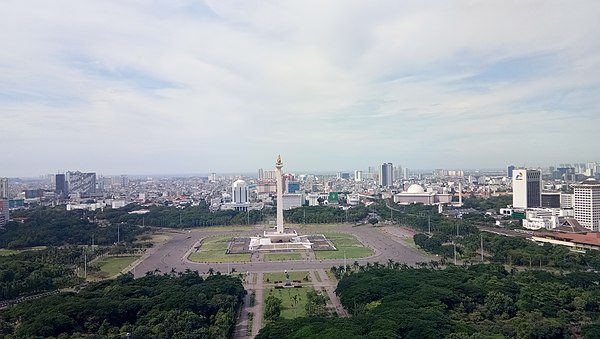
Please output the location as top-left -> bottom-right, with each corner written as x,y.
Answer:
1,1 -> 599,176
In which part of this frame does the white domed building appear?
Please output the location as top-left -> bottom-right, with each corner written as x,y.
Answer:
232,179 -> 249,204
394,184 -> 452,205
221,179 -> 264,212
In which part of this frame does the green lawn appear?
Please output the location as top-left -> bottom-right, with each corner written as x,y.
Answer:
0,249 -> 20,256
315,232 -> 373,259
297,223 -> 340,229
264,271 -> 310,284
188,236 -> 250,263
93,256 -> 140,277
264,252 -> 303,261
191,225 -> 255,232
265,287 -> 309,319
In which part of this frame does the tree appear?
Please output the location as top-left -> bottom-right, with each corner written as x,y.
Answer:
264,296 -> 282,321
305,291 -> 328,317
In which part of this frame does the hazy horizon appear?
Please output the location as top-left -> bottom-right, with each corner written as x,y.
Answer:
2,1 -> 599,177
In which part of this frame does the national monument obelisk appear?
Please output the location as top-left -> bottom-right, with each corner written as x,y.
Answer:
247,154 -> 313,250
275,154 -> 284,234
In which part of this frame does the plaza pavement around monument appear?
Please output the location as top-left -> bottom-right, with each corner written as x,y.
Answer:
131,223 -> 436,338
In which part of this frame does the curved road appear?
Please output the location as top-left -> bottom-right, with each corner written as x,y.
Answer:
133,224 -> 435,278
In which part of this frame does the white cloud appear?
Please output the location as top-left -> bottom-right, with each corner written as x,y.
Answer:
1,0 -> 599,176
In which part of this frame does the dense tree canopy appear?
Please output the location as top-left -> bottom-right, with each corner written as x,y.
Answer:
258,265 -> 600,338
0,272 -> 245,338
96,201 -> 264,227
0,247 -> 87,301
284,205 -> 369,224
1,207 -> 144,249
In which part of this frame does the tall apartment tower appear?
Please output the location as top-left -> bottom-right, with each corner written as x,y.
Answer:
354,170 -> 363,182
0,199 -> 8,228
379,162 -> 393,187
0,178 -> 8,199
574,178 -> 600,231
55,174 -> 67,196
512,169 -> 542,209
258,168 -> 264,181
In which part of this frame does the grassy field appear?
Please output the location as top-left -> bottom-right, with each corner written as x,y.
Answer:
265,287 -> 309,319
264,252 -> 303,261
188,236 -> 250,263
0,246 -> 48,256
93,256 -> 140,277
264,271 -> 310,284
190,225 -> 255,232
0,249 -> 20,256
296,223 -> 341,229
315,232 -> 373,260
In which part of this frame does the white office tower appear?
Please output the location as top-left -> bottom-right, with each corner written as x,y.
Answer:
0,178 -> 8,198
574,178 -> 600,231
232,179 -> 249,204
354,170 -> 363,182
379,162 -> 393,187
512,169 -> 542,209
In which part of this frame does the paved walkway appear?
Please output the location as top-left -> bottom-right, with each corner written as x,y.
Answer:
315,269 -> 348,317
251,272 -> 264,337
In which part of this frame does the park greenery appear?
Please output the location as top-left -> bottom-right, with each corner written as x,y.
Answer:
314,232 -> 373,260
0,271 -> 245,338
97,201 -> 264,227
284,205 -> 369,224
98,202 -> 369,227
258,264 -> 600,338
187,236 -> 249,263
1,206 -> 144,249
368,199 -> 600,272
0,246 -> 112,301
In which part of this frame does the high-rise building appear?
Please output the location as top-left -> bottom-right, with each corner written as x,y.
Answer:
66,171 -> 96,195
0,178 -> 8,199
507,165 -> 515,178
379,162 -> 393,187
403,167 -> 409,180
512,169 -> 542,209
394,165 -> 402,182
258,168 -> 264,181
354,170 -> 363,182
574,178 -> 600,231
0,199 -> 8,228
55,174 -> 67,196
232,179 -> 249,204
287,181 -> 300,193
120,175 -> 129,188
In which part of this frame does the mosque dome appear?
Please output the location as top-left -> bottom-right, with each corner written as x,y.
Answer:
406,184 -> 425,194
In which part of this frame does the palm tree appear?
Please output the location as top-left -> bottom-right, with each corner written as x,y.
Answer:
387,259 -> 394,269
208,267 -> 214,275
353,261 -> 360,271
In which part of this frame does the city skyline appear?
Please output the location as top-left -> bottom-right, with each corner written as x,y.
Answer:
2,1 -> 600,176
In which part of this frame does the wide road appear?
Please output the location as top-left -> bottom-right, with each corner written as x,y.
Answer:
133,224 -> 436,278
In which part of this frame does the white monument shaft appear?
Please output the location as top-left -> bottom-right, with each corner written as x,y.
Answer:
275,155 -> 284,233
